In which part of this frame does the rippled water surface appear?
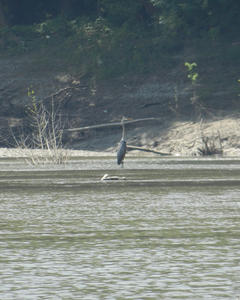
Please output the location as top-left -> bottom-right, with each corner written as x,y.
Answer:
0,157 -> 240,299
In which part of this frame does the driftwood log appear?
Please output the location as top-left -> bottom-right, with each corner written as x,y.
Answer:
65,117 -> 161,132
127,145 -> 169,156
65,117 -> 170,156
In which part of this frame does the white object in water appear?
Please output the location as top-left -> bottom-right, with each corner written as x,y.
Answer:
101,174 -> 126,181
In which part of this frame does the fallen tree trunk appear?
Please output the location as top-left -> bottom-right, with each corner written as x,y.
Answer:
127,145 -> 170,156
65,117 -> 161,132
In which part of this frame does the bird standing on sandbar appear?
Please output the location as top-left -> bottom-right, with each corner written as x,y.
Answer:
117,117 -> 128,167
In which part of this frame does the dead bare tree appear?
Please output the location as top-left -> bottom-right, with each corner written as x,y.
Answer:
14,91 -> 69,165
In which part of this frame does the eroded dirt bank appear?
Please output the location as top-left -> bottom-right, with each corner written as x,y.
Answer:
0,51 -> 239,157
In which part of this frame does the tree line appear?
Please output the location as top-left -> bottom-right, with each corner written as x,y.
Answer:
0,0 -> 239,39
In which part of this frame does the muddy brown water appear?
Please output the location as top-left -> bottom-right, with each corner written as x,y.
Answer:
0,156 -> 240,299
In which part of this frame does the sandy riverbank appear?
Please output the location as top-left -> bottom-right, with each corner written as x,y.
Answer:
71,116 -> 240,157
0,148 -> 114,158
1,115 -> 240,158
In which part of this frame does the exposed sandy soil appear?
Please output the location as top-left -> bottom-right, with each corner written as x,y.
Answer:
143,116 -> 240,157
60,113 -> 240,157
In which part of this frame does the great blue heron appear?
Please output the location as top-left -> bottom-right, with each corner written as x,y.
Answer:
117,117 -> 128,167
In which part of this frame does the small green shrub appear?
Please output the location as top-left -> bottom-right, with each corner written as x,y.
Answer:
184,62 -> 198,84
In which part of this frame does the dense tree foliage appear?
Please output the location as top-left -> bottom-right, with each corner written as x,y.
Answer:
151,0 -> 240,39
0,0 -> 239,80
1,0 -> 239,36
0,1 -> 97,26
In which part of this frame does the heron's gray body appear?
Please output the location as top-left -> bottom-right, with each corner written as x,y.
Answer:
117,140 -> 127,165
117,117 -> 128,167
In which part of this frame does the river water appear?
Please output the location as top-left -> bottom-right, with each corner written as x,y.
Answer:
0,156 -> 240,299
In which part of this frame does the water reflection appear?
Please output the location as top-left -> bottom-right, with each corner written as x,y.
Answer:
0,157 -> 240,299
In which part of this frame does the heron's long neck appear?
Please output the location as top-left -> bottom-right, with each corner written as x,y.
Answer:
121,122 -> 125,140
